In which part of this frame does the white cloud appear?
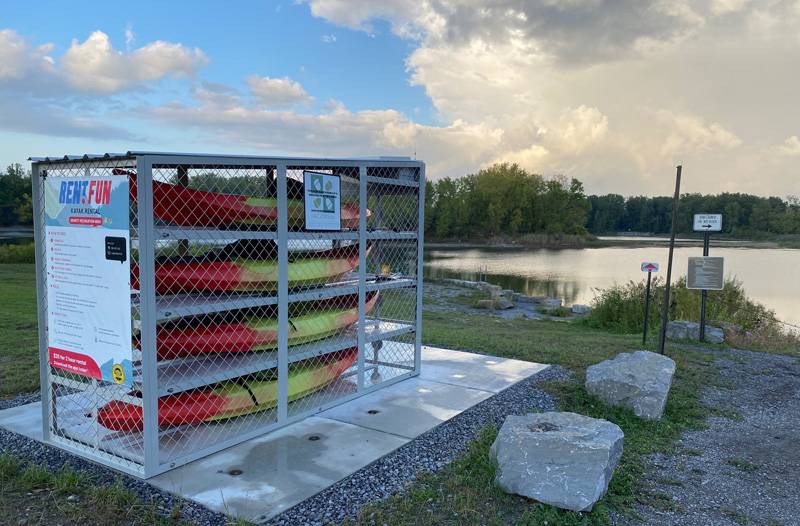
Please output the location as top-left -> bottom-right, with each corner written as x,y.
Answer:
775,136 -> 800,156
247,76 -> 313,108
710,0 -> 749,15
61,31 -> 208,93
321,34 -> 337,43
0,28 -> 207,140
656,110 -> 742,157
124,24 -> 135,50
294,0 -> 800,196
0,29 -> 55,80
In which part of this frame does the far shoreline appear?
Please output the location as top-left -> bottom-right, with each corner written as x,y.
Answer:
426,235 -> 792,250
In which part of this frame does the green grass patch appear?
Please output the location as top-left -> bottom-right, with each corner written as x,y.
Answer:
0,453 -> 182,525
0,263 -> 39,397
542,306 -> 572,317
726,458 -> 760,473
0,242 -> 35,263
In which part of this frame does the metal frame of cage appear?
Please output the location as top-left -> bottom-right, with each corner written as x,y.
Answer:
31,152 -> 425,478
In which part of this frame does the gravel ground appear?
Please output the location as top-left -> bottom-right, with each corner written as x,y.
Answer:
634,348 -> 800,526
0,364 -> 569,526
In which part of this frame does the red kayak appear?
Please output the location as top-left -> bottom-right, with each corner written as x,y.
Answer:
97,348 -> 358,431
113,168 -> 363,228
154,291 -> 379,359
131,240 -> 367,294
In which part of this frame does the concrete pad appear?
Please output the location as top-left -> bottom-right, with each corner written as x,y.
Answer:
0,401 -> 42,440
319,378 -> 493,438
0,346 -> 549,523
150,416 -> 407,522
420,346 -> 550,393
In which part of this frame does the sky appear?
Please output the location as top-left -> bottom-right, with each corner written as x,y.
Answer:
1,0 -> 799,197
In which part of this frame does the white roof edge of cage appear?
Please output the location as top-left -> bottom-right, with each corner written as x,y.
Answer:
29,151 -> 423,164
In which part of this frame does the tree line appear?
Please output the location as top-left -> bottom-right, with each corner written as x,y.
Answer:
3,161 -> 799,237
586,192 -> 800,235
424,163 -> 590,239
0,164 -> 32,226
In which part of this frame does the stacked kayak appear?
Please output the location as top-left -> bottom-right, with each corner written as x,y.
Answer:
154,291 -> 378,359
98,348 -> 358,431
131,239 -> 369,294
98,172 -> 375,432
113,168 -> 365,228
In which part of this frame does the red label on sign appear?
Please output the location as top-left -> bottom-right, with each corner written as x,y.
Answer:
48,347 -> 102,379
68,216 -> 103,227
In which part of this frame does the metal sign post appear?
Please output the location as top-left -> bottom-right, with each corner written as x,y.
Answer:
641,262 -> 659,345
693,214 -> 722,341
659,166 -> 681,355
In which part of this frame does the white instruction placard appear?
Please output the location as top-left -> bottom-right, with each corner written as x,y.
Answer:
304,171 -> 341,230
44,176 -> 133,385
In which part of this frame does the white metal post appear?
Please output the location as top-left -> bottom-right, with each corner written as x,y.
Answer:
414,164 -> 426,373
31,162 -> 52,442
136,155 -> 160,476
276,163 -> 289,422
357,164 -> 368,390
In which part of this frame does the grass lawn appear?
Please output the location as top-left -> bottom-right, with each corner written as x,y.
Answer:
0,266 -> 723,525
0,452 -> 183,526
0,264 -> 39,398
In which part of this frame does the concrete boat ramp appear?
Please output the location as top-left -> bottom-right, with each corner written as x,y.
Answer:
0,346 -> 549,523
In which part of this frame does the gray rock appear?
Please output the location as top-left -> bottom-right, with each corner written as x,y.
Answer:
501,289 -> 515,301
496,299 -> 514,310
666,320 -> 724,344
475,299 -> 496,310
481,284 -> 502,299
516,295 -> 539,304
490,412 -> 624,512
538,297 -> 562,308
571,304 -> 591,314
586,350 -> 676,420
512,292 -> 523,303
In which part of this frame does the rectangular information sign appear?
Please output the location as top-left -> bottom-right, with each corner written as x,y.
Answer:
303,171 -> 341,231
693,214 -> 722,232
44,176 -> 133,385
687,256 -> 724,290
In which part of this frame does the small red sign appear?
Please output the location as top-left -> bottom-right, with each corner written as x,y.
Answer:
68,216 -> 103,227
641,262 -> 659,273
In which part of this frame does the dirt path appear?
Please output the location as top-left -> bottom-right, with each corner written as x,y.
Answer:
634,348 -> 800,525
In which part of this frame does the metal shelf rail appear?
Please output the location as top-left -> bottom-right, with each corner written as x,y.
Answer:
31,152 -> 424,478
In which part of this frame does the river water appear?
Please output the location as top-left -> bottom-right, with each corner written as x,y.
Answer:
424,240 -> 800,327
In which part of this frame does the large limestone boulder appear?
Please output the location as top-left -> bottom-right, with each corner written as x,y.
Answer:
586,351 -> 676,420
496,298 -> 514,310
666,320 -> 724,344
491,412 -> 624,512
475,299 -> 496,310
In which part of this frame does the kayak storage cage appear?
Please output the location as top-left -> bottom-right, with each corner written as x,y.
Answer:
30,152 -> 425,478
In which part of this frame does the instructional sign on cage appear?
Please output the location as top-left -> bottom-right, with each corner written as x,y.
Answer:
304,171 -> 341,230
44,176 -> 133,386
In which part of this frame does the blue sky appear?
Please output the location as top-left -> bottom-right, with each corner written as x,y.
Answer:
1,1 -> 432,119
0,1 -> 435,166
1,1 -> 799,195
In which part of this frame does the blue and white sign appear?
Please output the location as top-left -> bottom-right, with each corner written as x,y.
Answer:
44,176 -> 133,386
303,170 -> 341,231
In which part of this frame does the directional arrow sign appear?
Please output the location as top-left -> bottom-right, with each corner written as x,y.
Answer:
693,214 -> 722,232
641,262 -> 659,273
